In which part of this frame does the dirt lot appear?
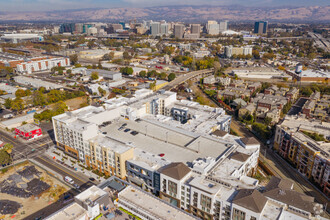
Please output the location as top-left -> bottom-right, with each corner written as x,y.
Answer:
65,96 -> 88,110
0,161 -> 70,219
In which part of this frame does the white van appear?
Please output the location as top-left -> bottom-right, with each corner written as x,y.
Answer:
64,176 -> 74,184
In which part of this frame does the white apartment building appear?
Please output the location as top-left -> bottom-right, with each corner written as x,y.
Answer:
16,57 -> 70,74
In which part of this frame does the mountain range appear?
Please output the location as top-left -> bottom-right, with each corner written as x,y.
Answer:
0,5 -> 329,22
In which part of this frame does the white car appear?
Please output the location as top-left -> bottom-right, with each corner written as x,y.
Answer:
64,176 -> 74,184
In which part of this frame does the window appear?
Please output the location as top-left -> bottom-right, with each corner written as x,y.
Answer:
233,208 -> 246,220
250,217 -> 256,220
168,180 -> 177,195
200,194 -> 212,209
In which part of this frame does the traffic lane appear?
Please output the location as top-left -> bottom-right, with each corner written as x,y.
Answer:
34,155 -> 89,186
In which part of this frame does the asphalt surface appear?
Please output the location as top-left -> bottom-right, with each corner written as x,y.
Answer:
33,155 -> 91,187
162,69 -> 213,90
0,128 -> 54,160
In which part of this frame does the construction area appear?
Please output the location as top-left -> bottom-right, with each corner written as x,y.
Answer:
0,161 -> 70,219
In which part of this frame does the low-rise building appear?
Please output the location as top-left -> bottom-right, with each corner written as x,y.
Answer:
15,123 -> 42,140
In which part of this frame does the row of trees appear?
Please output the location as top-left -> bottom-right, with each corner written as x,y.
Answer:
34,101 -> 68,122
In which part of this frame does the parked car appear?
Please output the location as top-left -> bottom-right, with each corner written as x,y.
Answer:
124,128 -> 131,132
74,184 -> 80,189
89,177 -> 96,181
130,131 -> 139,136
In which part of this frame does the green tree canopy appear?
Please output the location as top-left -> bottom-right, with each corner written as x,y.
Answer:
168,73 -> 176,82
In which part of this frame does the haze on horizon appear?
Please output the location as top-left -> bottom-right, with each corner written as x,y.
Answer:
0,0 -> 329,12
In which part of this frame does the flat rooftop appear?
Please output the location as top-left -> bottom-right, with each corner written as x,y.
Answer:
101,118 -> 232,164
90,135 -> 132,154
75,185 -> 107,203
118,186 -> 197,220
45,202 -> 87,220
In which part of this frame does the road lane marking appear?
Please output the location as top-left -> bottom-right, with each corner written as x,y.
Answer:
37,156 -> 86,183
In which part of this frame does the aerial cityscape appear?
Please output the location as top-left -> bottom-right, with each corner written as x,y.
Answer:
0,0 -> 329,219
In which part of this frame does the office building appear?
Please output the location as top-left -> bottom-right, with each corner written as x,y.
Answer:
219,20 -> 228,32
59,23 -> 75,33
150,22 -> 161,36
160,23 -> 169,36
254,21 -> 268,34
191,24 -> 201,37
74,23 -> 84,34
207,20 -> 220,35
174,24 -> 185,39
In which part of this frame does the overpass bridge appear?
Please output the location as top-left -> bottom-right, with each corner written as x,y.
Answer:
162,69 -> 213,91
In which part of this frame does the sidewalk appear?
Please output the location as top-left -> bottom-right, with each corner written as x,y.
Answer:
45,148 -> 106,183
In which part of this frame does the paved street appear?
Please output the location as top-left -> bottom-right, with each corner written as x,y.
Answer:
33,155 -> 91,187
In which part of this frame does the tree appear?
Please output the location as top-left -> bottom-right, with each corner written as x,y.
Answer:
98,87 -> 106,96
159,72 -> 167,80
264,117 -> 272,126
123,51 -> 131,60
149,81 -> 156,90
168,73 -> 176,82
4,98 -> 12,109
87,40 -> 96,49
32,91 -> 47,106
252,50 -> 260,59
90,72 -> 99,80
213,61 -> 221,74
69,54 -> 78,65
0,143 -> 13,165
11,98 -> 24,112
15,89 -> 26,98
139,71 -> 147,78
120,67 -> 133,75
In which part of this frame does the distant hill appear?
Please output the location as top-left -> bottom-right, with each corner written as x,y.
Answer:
0,5 -> 329,22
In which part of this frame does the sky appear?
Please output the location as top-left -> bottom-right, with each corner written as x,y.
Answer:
0,0 -> 328,11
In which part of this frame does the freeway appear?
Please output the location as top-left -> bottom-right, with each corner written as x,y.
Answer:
162,69 -> 214,90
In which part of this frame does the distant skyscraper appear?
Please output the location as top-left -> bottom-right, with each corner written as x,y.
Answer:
160,23 -> 169,36
59,23 -> 75,33
219,20 -> 228,32
207,21 -> 219,35
191,24 -> 201,37
75,23 -> 83,33
174,24 -> 185,39
150,22 -> 160,36
254,21 -> 268,34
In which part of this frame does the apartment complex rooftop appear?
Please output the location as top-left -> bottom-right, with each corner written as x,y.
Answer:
101,117 -> 232,164
118,185 -> 198,220
280,115 -> 330,138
